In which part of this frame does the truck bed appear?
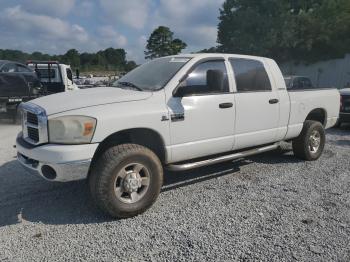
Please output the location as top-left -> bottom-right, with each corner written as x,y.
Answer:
285,88 -> 340,140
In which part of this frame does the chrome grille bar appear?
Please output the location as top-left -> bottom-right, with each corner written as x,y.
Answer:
19,102 -> 48,145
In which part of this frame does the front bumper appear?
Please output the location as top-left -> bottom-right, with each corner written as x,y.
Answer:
16,135 -> 99,182
339,112 -> 350,123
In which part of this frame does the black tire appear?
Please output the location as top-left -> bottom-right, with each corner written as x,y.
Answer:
292,120 -> 325,161
89,144 -> 163,219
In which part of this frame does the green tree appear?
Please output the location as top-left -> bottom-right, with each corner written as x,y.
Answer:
0,47 -> 136,72
289,0 -> 350,62
31,52 -> 51,61
144,26 -> 187,59
218,0 -> 292,61
62,49 -> 80,68
197,47 -> 219,53
125,61 -> 137,71
217,0 -> 350,63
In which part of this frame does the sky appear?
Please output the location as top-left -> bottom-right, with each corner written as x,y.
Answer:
0,0 -> 225,63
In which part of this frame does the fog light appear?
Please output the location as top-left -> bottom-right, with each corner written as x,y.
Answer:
41,165 -> 57,180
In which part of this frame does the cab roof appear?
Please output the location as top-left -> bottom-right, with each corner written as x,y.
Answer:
169,53 -> 271,61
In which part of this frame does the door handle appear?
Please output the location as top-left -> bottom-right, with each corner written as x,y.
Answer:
171,113 -> 185,122
219,102 -> 233,109
269,99 -> 279,104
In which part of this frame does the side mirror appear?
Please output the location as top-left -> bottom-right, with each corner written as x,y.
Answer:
206,69 -> 224,92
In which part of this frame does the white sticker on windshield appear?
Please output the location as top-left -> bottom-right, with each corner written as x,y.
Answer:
169,57 -> 190,63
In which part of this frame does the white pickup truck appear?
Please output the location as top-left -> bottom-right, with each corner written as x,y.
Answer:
16,54 -> 340,218
27,61 -> 79,94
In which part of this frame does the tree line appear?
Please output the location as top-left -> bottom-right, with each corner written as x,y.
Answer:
212,0 -> 350,63
145,0 -> 350,64
0,48 -> 137,72
1,0 -> 349,70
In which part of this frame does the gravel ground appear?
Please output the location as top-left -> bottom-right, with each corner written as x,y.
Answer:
0,121 -> 349,261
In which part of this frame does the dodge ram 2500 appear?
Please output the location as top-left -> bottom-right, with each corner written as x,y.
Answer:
16,54 -> 340,218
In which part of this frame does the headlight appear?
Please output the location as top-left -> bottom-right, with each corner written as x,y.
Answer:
48,116 -> 97,144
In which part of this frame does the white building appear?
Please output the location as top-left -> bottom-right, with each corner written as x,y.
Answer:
280,54 -> 350,89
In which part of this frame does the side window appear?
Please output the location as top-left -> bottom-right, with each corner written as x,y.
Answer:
229,58 -> 272,92
36,69 -> 56,79
1,63 -> 17,73
17,64 -> 32,73
182,60 -> 229,94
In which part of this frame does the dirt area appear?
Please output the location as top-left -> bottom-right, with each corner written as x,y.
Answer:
0,121 -> 349,261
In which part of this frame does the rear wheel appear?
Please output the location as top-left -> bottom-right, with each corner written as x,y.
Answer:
89,144 -> 163,218
292,120 -> 325,161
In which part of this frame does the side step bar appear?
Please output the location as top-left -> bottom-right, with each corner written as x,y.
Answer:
166,143 -> 279,171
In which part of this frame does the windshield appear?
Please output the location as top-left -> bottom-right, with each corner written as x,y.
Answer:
112,57 -> 191,91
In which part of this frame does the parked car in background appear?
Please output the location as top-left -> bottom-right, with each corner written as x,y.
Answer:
27,61 -> 79,94
0,60 -> 42,122
337,88 -> 350,126
17,54 -> 340,218
284,75 -> 314,90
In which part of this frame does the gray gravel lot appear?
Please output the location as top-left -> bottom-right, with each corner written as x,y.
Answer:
0,121 -> 349,261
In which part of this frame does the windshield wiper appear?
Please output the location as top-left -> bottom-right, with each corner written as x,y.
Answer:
117,81 -> 143,91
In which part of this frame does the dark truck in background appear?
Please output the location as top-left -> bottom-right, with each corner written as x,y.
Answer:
284,75 -> 314,90
284,75 -> 349,127
0,60 -> 42,122
27,61 -> 78,94
338,88 -> 350,126
0,60 -> 79,123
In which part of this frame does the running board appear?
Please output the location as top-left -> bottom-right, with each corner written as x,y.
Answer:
166,143 -> 280,171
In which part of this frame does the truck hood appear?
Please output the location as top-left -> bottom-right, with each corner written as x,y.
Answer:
340,88 -> 350,95
30,87 -> 153,115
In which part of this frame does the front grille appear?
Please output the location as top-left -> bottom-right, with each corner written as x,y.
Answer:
342,95 -> 350,112
27,126 -> 39,142
27,112 -> 38,125
21,103 -> 48,145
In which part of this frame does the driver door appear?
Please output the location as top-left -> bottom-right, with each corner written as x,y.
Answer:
167,59 -> 236,163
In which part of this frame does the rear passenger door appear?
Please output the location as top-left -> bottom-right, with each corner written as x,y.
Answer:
229,58 -> 280,150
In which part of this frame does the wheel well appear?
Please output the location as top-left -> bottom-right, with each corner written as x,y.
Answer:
92,128 -> 167,165
305,108 -> 327,126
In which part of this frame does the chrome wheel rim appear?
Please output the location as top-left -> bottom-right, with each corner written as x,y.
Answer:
113,163 -> 150,204
309,130 -> 321,154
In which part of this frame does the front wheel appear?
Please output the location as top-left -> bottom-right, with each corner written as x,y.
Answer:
89,144 -> 163,218
292,120 -> 325,161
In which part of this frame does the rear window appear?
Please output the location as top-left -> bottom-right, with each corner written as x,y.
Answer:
229,58 -> 272,92
36,69 -> 56,79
